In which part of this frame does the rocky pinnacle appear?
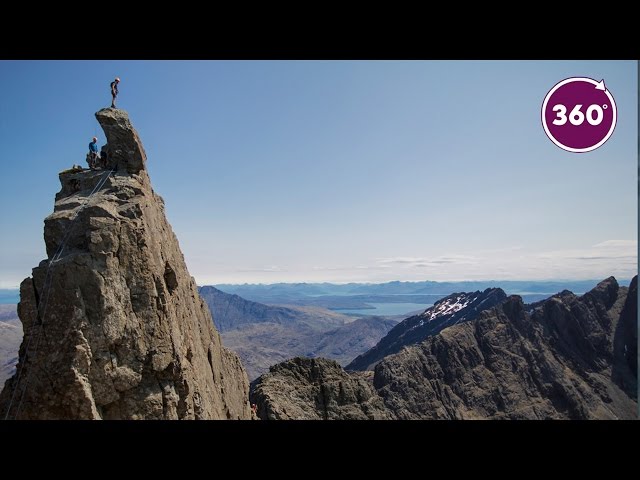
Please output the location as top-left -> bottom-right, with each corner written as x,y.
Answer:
0,109 -> 251,419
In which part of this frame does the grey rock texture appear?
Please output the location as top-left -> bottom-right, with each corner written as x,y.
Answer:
0,305 -> 21,386
250,357 -> 391,420
618,276 -> 637,377
253,278 -> 637,419
95,108 -> 147,174
0,108 -> 251,420
348,288 -> 507,371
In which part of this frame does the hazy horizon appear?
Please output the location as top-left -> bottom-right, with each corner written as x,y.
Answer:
0,60 -> 636,287
211,276 -> 635,286
0,276 -> 634,291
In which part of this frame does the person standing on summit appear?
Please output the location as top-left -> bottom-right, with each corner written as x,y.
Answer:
110,77 -> 120,108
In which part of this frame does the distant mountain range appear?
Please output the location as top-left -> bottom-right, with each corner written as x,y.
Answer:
214,279 -> 618,297
199,286 -> 347,332
198,286 -> 400,380
211,279 -> 624,310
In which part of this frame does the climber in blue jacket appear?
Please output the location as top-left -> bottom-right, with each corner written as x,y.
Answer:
88,137 -> 100,169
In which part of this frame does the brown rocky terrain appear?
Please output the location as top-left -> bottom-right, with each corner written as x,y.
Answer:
251,357 -> 390,420
200,286 -> 398,380
0,108 -> 251,420
252,277 -> 637,419
221,314 -> 398,381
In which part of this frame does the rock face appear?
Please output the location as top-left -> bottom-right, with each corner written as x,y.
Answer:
253,278 -> 637,419
0,108 -> 251,420
347,288 -> 507,371
0,305 -> 21,386
250,357 -> 391,420
374,277 -> 636,419
94,108 -> 147,174
617,276 -> 637,378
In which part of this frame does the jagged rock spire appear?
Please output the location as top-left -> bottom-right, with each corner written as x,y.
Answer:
0,110 -> 251,419
95,108 -> 147,173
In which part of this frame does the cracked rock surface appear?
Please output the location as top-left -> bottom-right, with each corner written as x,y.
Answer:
0,109 -> 251,420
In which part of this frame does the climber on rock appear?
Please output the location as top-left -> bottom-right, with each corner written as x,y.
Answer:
87,136 -> 100,169
110,77 -> 120,108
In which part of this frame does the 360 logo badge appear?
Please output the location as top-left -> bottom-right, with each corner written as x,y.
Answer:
541,77 -> 617,153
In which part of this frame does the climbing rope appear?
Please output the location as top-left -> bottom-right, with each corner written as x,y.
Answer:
3,166 -> 116,420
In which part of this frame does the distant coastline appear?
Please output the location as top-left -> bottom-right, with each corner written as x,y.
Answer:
0,290 -> 19,304
2,278 -> 634,306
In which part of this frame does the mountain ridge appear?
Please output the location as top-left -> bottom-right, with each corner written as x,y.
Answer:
199,286 -> 399,380
214,279 -> 619,297
347,288 -> 507,371
251,276 -> 638,419
199,285 -> 347,332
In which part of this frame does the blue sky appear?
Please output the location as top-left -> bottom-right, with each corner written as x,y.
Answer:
0,60 -> 636,287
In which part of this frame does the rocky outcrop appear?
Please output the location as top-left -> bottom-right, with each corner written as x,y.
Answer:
613,276 -> 637,391
94,108 -> 147,174
250,357 -> 391,420
347,288 -> 507,371
253,278 -> 637,419
0,108 -> 251,420
375,277 -> 636,419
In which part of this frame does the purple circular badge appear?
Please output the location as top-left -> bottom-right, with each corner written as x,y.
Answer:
541,77 -> 617,153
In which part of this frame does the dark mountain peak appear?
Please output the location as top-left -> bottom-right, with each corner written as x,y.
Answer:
494,294 -> 526,320
525,289 -> 577,313
557,289 -> 576,297
619,276 -> 637,378
582,276 -> 619,309
347,287 -> 507,371
422,288 -> 506,320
